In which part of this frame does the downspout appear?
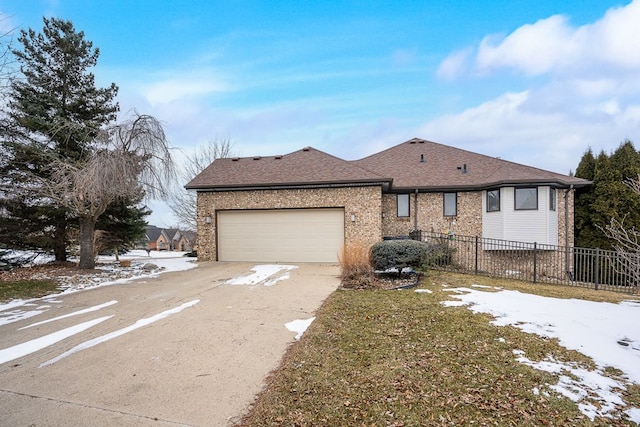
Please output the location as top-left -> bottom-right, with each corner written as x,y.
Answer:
414,189 -> 419,231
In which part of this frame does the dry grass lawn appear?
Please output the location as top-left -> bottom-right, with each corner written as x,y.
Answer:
237,271 -> 640,426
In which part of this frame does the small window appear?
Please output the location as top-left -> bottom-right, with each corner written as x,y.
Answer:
397,194 -> 410,217
515,188 -> 538,210
549,187 -> 556,211
443,192 -> 457,216
487,189 -> 500,212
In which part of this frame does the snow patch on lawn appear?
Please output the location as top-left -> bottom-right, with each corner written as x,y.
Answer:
441,286 -> 640,422
0,251 -> 197,318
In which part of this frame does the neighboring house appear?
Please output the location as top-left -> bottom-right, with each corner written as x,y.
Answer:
185,138 -> 590,264
144,225 -> 196,252
164,228 -> 179,250
177,230 -> 197,252
169,229 -> 197,252
145,225 -> 170,251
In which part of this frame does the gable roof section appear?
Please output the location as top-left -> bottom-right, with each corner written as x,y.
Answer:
145,225 -> 164,242
185,147 -> 390,190
353,138 -> 590,191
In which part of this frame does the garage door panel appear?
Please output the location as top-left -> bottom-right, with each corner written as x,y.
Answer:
217,208 -> 344,262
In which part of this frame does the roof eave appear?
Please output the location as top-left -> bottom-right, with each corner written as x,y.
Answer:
389,179 -> 592,192
186,178 -> 392,192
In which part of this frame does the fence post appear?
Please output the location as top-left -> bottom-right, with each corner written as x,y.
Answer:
595,248 -> 600,291
533,242 -> 537,284
474,236 -> 479,275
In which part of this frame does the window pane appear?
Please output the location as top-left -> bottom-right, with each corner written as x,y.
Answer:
487,189 -> 500,212
444,192 -> 457,216
549,188 -> 556,211
515,188 -> 538,210
397,194 -> 409,217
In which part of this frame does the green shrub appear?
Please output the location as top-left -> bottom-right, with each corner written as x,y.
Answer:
370,240 -> 429,273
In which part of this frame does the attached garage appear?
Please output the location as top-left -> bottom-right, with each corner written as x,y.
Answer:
217,208 -> 345,263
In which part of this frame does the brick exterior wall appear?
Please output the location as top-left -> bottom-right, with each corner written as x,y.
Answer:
196,186 -> 382,261
382,191 -> 483,238
197,186 -> 577,267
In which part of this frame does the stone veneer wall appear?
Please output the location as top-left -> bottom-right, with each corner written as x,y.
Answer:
196,186 -> 382,261
382,191 -> 483,238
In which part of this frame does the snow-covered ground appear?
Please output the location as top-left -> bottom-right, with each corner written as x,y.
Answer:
440,284 -> 640,423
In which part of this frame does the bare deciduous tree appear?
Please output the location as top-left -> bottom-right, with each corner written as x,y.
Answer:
46,113 -> 175,269
168,137 -> 234,230
0,16 -> 16,93
602,174 -> 640,288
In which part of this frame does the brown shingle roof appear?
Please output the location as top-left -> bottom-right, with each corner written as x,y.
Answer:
185,138 -> 590,191
352,138 -> 590,190
185,147 -> 389,190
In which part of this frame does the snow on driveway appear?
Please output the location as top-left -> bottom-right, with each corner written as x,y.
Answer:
441,285 -> 640,423
0,260 -> 310,368
224,265 -> 317,340
40,300 -> 200,367
226,264 -> 298,286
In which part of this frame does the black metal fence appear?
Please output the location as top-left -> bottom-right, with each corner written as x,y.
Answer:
416,231 -> 639,295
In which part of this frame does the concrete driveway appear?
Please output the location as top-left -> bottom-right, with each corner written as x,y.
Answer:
0,262 -> 340,426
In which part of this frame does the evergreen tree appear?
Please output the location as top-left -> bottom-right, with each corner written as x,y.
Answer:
0,17 -> 119,262
574,148 -> 597,248
96,198 -> 150,258
574,141 -> 640,249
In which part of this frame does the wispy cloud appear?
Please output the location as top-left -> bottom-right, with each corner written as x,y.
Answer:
137,68 -> 232,106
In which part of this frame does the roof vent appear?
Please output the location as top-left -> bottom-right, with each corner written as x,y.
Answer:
420,154 -> 425,163
275,155 -> 283,159
253,156 -> 261,160
302,147 -> 310,151
232,157 -> 239,161
457,164 -> 468,174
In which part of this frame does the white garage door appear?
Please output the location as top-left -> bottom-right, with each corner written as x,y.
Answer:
217,208 -> 345,263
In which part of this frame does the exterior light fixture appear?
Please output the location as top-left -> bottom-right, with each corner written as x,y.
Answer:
204,215 -> 212,224
350,214 -> 356,222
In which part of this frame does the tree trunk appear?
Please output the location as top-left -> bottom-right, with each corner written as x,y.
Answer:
79,216 -> 96,269
53,218 -> 67,262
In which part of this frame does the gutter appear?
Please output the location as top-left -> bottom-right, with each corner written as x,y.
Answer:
187,180 -> 392,192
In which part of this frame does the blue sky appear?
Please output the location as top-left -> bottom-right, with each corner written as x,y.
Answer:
2,1 -> 639,226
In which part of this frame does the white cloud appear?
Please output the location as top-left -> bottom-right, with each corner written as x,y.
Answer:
472,0 -> 640,77
424,1 -> 640,175
476,15 -> 575,76
591,0 -> 640,69
417,89 -> 636,174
